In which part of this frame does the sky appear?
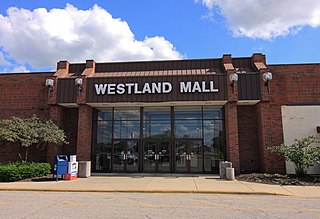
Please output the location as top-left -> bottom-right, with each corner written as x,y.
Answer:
0,0 -> 320,73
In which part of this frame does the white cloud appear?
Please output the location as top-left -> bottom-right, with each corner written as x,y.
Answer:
0,4 -> 182,70
12,65 -> 29,73
0,52 -> 9,65
196,0 -> 320,39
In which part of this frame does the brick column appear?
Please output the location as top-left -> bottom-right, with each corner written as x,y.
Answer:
224,102 -> 240,174
222,54 -> 240,174
253,53 -> 285,173
76,105 -> 93,161
47,105 -> 65,164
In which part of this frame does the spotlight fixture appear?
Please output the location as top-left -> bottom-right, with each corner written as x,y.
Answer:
45,79 -> 54,96
229,73 -> 238,93
262,72 -> 272,93
75,78 -> 83,96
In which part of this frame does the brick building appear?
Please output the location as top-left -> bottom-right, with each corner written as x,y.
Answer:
0,53 -> 319,174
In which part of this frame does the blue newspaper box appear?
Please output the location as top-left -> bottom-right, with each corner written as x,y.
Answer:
53,155 -> 68,182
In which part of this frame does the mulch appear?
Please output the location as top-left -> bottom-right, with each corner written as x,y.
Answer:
237,173 -> 320,186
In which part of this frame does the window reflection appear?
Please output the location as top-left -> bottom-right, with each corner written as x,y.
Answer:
92,106 -> 225,173
144,107 -> 171,139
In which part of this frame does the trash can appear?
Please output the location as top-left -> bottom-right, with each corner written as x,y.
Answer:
53,155 -> 68,182
219,161 -> 232,179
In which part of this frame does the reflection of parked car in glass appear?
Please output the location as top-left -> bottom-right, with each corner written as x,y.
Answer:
127,153 -> 138,164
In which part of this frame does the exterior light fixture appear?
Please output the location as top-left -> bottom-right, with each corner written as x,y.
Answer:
75,78 -> 83,96
45,79 -> 54,96
262,72 -> 272,93
229,73 -> 238,93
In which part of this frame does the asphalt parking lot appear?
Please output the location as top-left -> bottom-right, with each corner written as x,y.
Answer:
1,191 -> 320,218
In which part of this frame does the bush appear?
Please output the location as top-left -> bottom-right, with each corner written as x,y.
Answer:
0,162 -> 51,182
268,135 -> 320,176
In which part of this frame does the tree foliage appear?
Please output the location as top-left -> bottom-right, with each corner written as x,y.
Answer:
0,116 -> 68,161
268,136 -> 320,176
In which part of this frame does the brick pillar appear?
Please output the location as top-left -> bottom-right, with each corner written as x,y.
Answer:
256,101 -> 279,173
76,105 -> 93,161
222,54 -> 240,174
47,105 -> 65,164
225,102 -> 240,174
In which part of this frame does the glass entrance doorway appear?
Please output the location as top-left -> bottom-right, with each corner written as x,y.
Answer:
175,139 -> 203,173
92,106 -> 225,174
113,140 -> 139,173
143,140 -> 170,173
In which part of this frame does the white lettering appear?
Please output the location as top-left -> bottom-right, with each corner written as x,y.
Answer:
142,83 -> 151,93
180,82 -> 192,93
162,82 -> 172,93
152,83 -> 161,93
210,81 -> 219,92
107,84 -> 116,94
95,84 -> 107,95
192,81 -> 202,93
116,84 -> 125,94
202,81 -> 210,92
126,83 -> 134,94
134,83 -> 142,94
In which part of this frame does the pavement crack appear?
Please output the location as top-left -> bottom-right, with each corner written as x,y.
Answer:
192,177 -> 199,191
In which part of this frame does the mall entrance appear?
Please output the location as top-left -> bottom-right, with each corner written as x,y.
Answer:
91,106 -> 225,174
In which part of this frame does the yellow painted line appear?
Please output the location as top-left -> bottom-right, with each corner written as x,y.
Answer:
218,194 -> 320,213
93,192 -> 159,208
0,188 -> 292,196
155,193 -> 320,212
0,201 -> 6,205
32,192 -> 80,206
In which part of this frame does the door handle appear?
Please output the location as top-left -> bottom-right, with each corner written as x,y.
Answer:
155,154 -> 159,160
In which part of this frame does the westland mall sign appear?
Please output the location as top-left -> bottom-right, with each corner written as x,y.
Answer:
95,81 -> 219,95
85,75 -> 227,102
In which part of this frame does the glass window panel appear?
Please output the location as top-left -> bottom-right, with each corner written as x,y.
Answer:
144,120 -> 171,138
114,108 -> 140,120
175,120 -> 202,138
174,107 -> 202,120
203,107 -> 223,120
203,120 -> 224,173
113,120 -> 140,139
97,109 -> 113,120
97,121 -> 112,146
143,107 -> 171,121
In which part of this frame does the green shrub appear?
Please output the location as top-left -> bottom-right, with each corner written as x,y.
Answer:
0,164 -> 20,182
0,162 -> 51,182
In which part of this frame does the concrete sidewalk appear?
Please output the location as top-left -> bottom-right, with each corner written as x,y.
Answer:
0,175 -> 320,197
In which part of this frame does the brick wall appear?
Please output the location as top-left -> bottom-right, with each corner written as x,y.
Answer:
224,102 -> 240,174
76,105 -> 93,161
237,105 -> 259,173
0,72 -> 78,164
0,72 -> 53,119
255,63 -> 320,173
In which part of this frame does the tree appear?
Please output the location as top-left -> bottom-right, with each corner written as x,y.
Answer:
268,136 -> 320,176
0,116 -> 68,161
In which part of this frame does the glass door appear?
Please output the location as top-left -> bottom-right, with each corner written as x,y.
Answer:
175,140 -> 188,173
113,140 -> 126,172
113,140 -> 139,172
175,139 -> 203,173
158,141 -> 170,173
126,141 -> 139,172
189,140 -> 203,173
143,141 -> 157,172
143,140 -> 170,173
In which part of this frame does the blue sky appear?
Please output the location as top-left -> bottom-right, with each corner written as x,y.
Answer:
0,0 -> 320,72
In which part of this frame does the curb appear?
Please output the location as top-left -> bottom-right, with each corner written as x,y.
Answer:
0,188 -> 293,196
